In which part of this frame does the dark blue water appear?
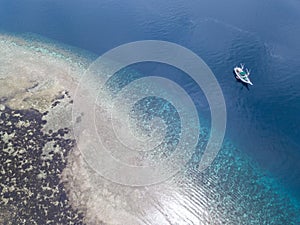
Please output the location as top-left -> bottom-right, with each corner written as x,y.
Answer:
1,0 -> 299,207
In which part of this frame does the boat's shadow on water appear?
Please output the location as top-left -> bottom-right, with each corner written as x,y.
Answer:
232,70 -> 250,90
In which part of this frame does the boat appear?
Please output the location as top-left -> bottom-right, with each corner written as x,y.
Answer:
233,64 -> 253,85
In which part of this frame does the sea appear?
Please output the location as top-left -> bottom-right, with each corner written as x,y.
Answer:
0,0 -> 299,224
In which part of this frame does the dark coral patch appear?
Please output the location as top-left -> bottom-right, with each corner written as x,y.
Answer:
0,105 -> 84,224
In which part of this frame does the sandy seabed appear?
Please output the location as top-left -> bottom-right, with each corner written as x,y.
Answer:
0,33 -> 299,225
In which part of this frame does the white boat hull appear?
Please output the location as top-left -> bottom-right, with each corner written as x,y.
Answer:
234,67 -> 253,85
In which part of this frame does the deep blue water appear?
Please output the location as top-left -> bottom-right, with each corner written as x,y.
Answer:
0,0 -> 299,206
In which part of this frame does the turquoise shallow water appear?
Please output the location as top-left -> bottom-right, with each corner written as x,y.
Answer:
105,63 -> 300,223
0,0 -> 300,223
